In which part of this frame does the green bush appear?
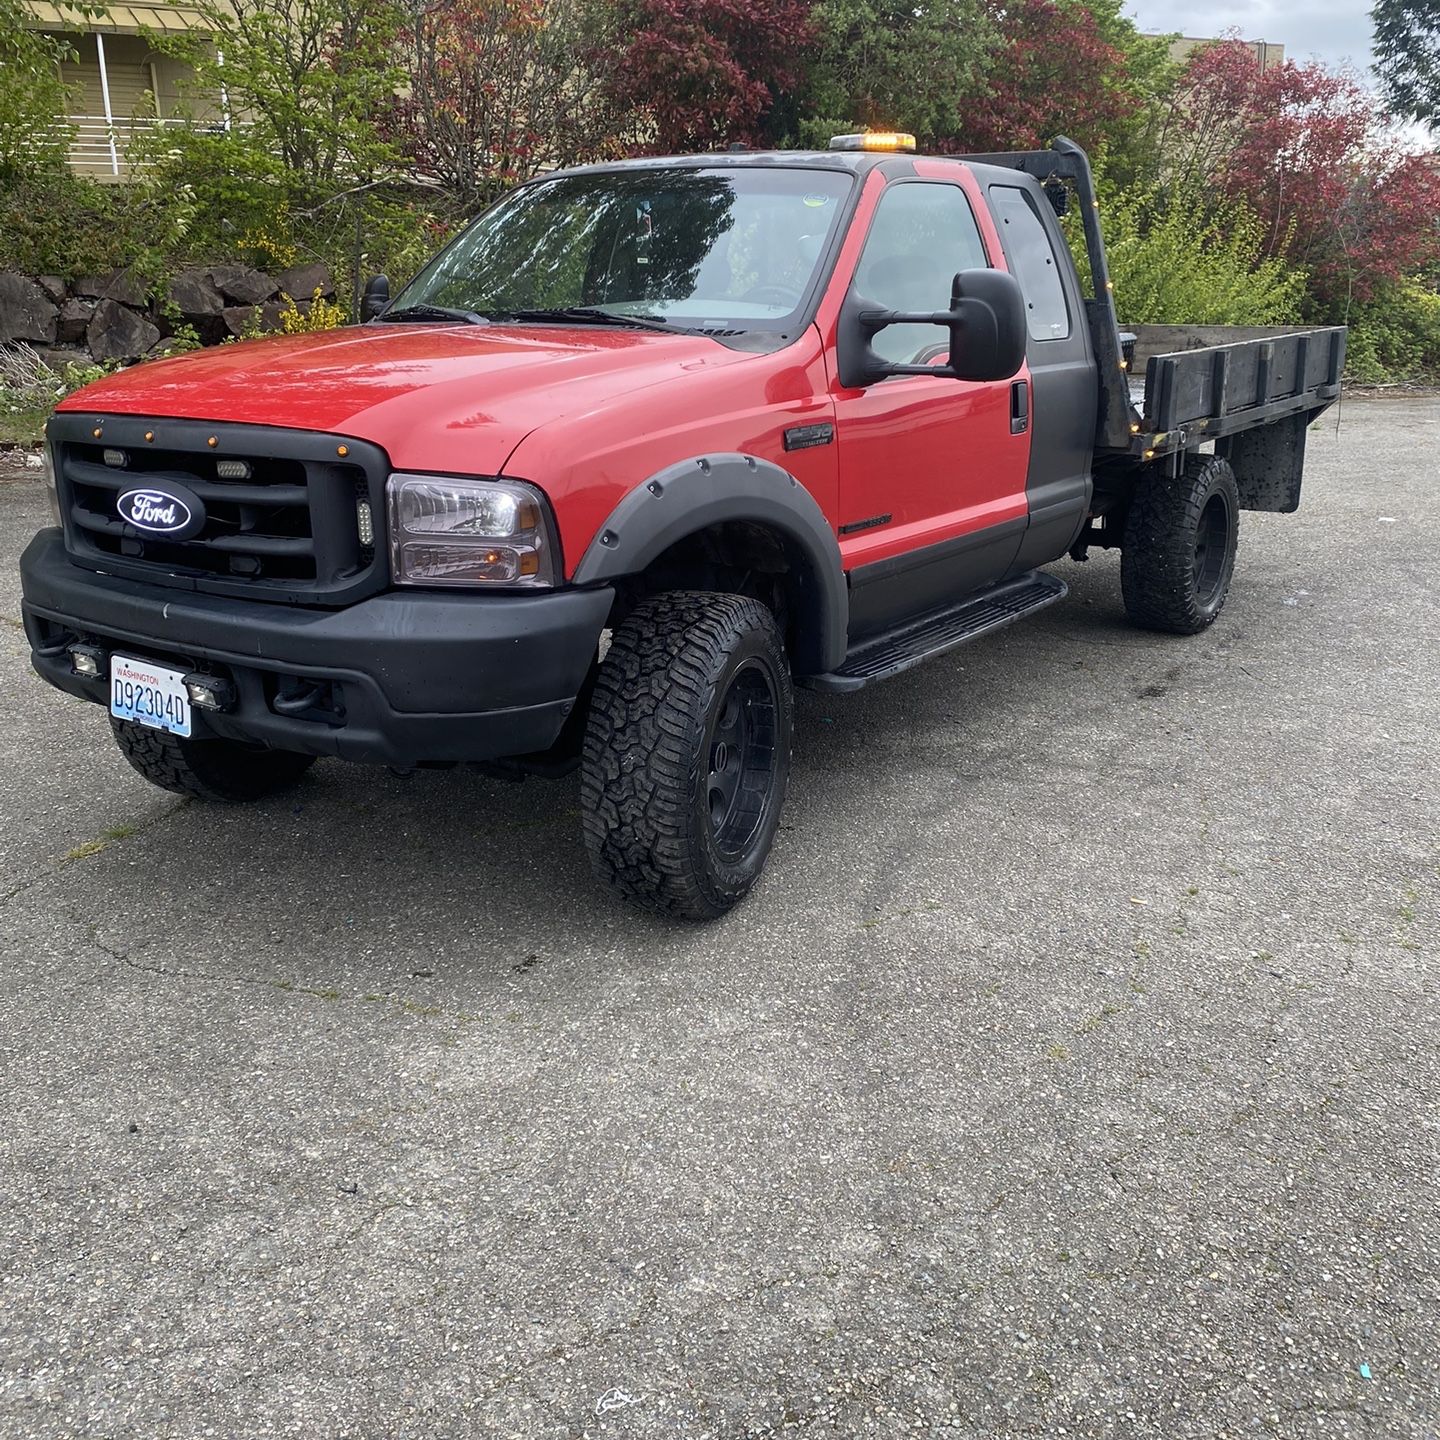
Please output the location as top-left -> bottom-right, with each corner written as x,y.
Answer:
0,151 -> 447,320
122,125 -> 456,310
1344,280 -> 1440,383
0,0 -> 78,182
125,128 -> 292,268
0,170 -> 193,281
1070,186 -> 1307,326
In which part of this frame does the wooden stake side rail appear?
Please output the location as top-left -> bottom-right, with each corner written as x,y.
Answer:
1121,327 -> 1347,460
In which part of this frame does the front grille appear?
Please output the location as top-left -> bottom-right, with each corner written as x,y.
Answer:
50,413 -> 389,605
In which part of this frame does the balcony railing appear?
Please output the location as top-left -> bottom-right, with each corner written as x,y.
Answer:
68,114 -> 197,178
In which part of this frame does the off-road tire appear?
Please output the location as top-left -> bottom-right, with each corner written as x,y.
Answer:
109,718 -> 316,802
1122,453 -> 1241,635
581,591 -> 793,921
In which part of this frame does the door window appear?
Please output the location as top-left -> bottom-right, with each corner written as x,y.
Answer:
853,183 -> 989,365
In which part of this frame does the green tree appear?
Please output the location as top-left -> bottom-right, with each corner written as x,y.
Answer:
1060,0 -> 1175,183
148,0 -> 406,185
1371,0 -> 1440,130
0,0 -> 85,180
133,0 -> 419,301
799,0 -> 997,149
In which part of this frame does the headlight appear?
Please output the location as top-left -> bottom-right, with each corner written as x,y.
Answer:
386,474 -> 559,588
42,443 -> 62,528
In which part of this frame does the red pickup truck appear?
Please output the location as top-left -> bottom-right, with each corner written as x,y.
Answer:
21,135 -> 1344,919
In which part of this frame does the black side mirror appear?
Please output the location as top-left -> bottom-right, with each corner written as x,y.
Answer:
944,269 -> 1028,381
837,267 -> 1027,388
360,274 -> 390,321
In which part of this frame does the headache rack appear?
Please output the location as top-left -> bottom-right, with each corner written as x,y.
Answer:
48,412 -> 388,606
952,137 -> 1345,464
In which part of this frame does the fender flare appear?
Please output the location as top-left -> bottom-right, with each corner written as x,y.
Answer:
572,453 -> 848,674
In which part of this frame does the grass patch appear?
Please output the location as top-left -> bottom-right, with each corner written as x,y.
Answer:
0,403 -> 49,448
859,901 -> 944,931
59,818 -> 150,864
1077,1002 -> 1124,1035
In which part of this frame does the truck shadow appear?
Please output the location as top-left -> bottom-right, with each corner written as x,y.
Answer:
74,553 -> 1196,982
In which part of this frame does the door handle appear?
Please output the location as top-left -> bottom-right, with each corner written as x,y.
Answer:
1010,379 -> 1030,435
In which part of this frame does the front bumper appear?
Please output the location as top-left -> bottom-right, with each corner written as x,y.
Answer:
21,529 -> 614,767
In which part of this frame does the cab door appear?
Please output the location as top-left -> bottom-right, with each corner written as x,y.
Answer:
827,172 -> 1031,638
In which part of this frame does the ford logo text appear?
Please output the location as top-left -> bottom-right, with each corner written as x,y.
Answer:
117,484 -> 206,539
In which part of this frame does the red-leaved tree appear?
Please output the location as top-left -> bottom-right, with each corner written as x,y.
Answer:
395,0 -> 628,204
950,0 -> 1143,156
606,0 -> 815,153
1160,39 -> 1440,309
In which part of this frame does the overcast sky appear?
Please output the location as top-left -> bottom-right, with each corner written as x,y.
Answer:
1125,0 -> 1377,77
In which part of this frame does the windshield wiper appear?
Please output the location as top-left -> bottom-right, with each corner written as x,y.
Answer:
499,306 -> 685,334
378,304 -> 490,326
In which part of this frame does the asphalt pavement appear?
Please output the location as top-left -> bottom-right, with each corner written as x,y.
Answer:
0,396 -> 1436,1439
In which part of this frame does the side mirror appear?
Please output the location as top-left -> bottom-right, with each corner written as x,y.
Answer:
837,267 -> 1027,389
360,274 -> 390,321
944,269 -> 1028,381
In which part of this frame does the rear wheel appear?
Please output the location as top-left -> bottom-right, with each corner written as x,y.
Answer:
581,591 -> 793,921
109,718 -> 316,802
1122,453 -> 1240,635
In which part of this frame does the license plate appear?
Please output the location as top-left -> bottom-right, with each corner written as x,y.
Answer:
109,655 -> 192,737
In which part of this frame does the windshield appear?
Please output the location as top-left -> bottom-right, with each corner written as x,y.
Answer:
389,167 -> 853,333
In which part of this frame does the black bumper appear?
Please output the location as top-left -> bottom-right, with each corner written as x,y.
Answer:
21,529 -> 614,767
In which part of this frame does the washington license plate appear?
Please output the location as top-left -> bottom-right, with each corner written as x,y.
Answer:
109,655 -> 191,737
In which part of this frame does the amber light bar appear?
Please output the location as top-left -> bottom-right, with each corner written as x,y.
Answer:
828,132 -> 917,153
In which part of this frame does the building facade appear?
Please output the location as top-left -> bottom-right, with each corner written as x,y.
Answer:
21,0 -> 217,179
1155,34 -> 1286,71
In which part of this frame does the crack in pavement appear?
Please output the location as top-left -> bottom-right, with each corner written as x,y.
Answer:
83,932 -> 475,1029
93,934 -> 363,1004
0,798 -> 190,915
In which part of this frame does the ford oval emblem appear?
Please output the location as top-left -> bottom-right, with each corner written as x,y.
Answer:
117,483 -> 206,540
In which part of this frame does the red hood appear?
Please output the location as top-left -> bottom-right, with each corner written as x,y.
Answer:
58,323 -> 747,474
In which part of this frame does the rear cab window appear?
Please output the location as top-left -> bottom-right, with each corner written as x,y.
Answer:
987,185 -> 1071,342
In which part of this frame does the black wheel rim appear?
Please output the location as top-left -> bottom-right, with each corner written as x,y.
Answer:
1193,492 -> 1231,606
706,660 -> 779,862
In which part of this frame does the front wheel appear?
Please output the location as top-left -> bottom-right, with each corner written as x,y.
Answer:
581,591 -> 793,921
1121,453 -> 1240,635
109,718 -> 316,802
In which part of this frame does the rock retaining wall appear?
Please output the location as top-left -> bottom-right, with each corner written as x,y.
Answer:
0,263 -> 337,368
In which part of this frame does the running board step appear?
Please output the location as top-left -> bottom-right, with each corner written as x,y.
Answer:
803,571 -> 1068,693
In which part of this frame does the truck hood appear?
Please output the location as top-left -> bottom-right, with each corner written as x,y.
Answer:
57,323 -> 749,474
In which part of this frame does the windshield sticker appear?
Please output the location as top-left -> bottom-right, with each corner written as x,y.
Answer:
802,194 -> 831,208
